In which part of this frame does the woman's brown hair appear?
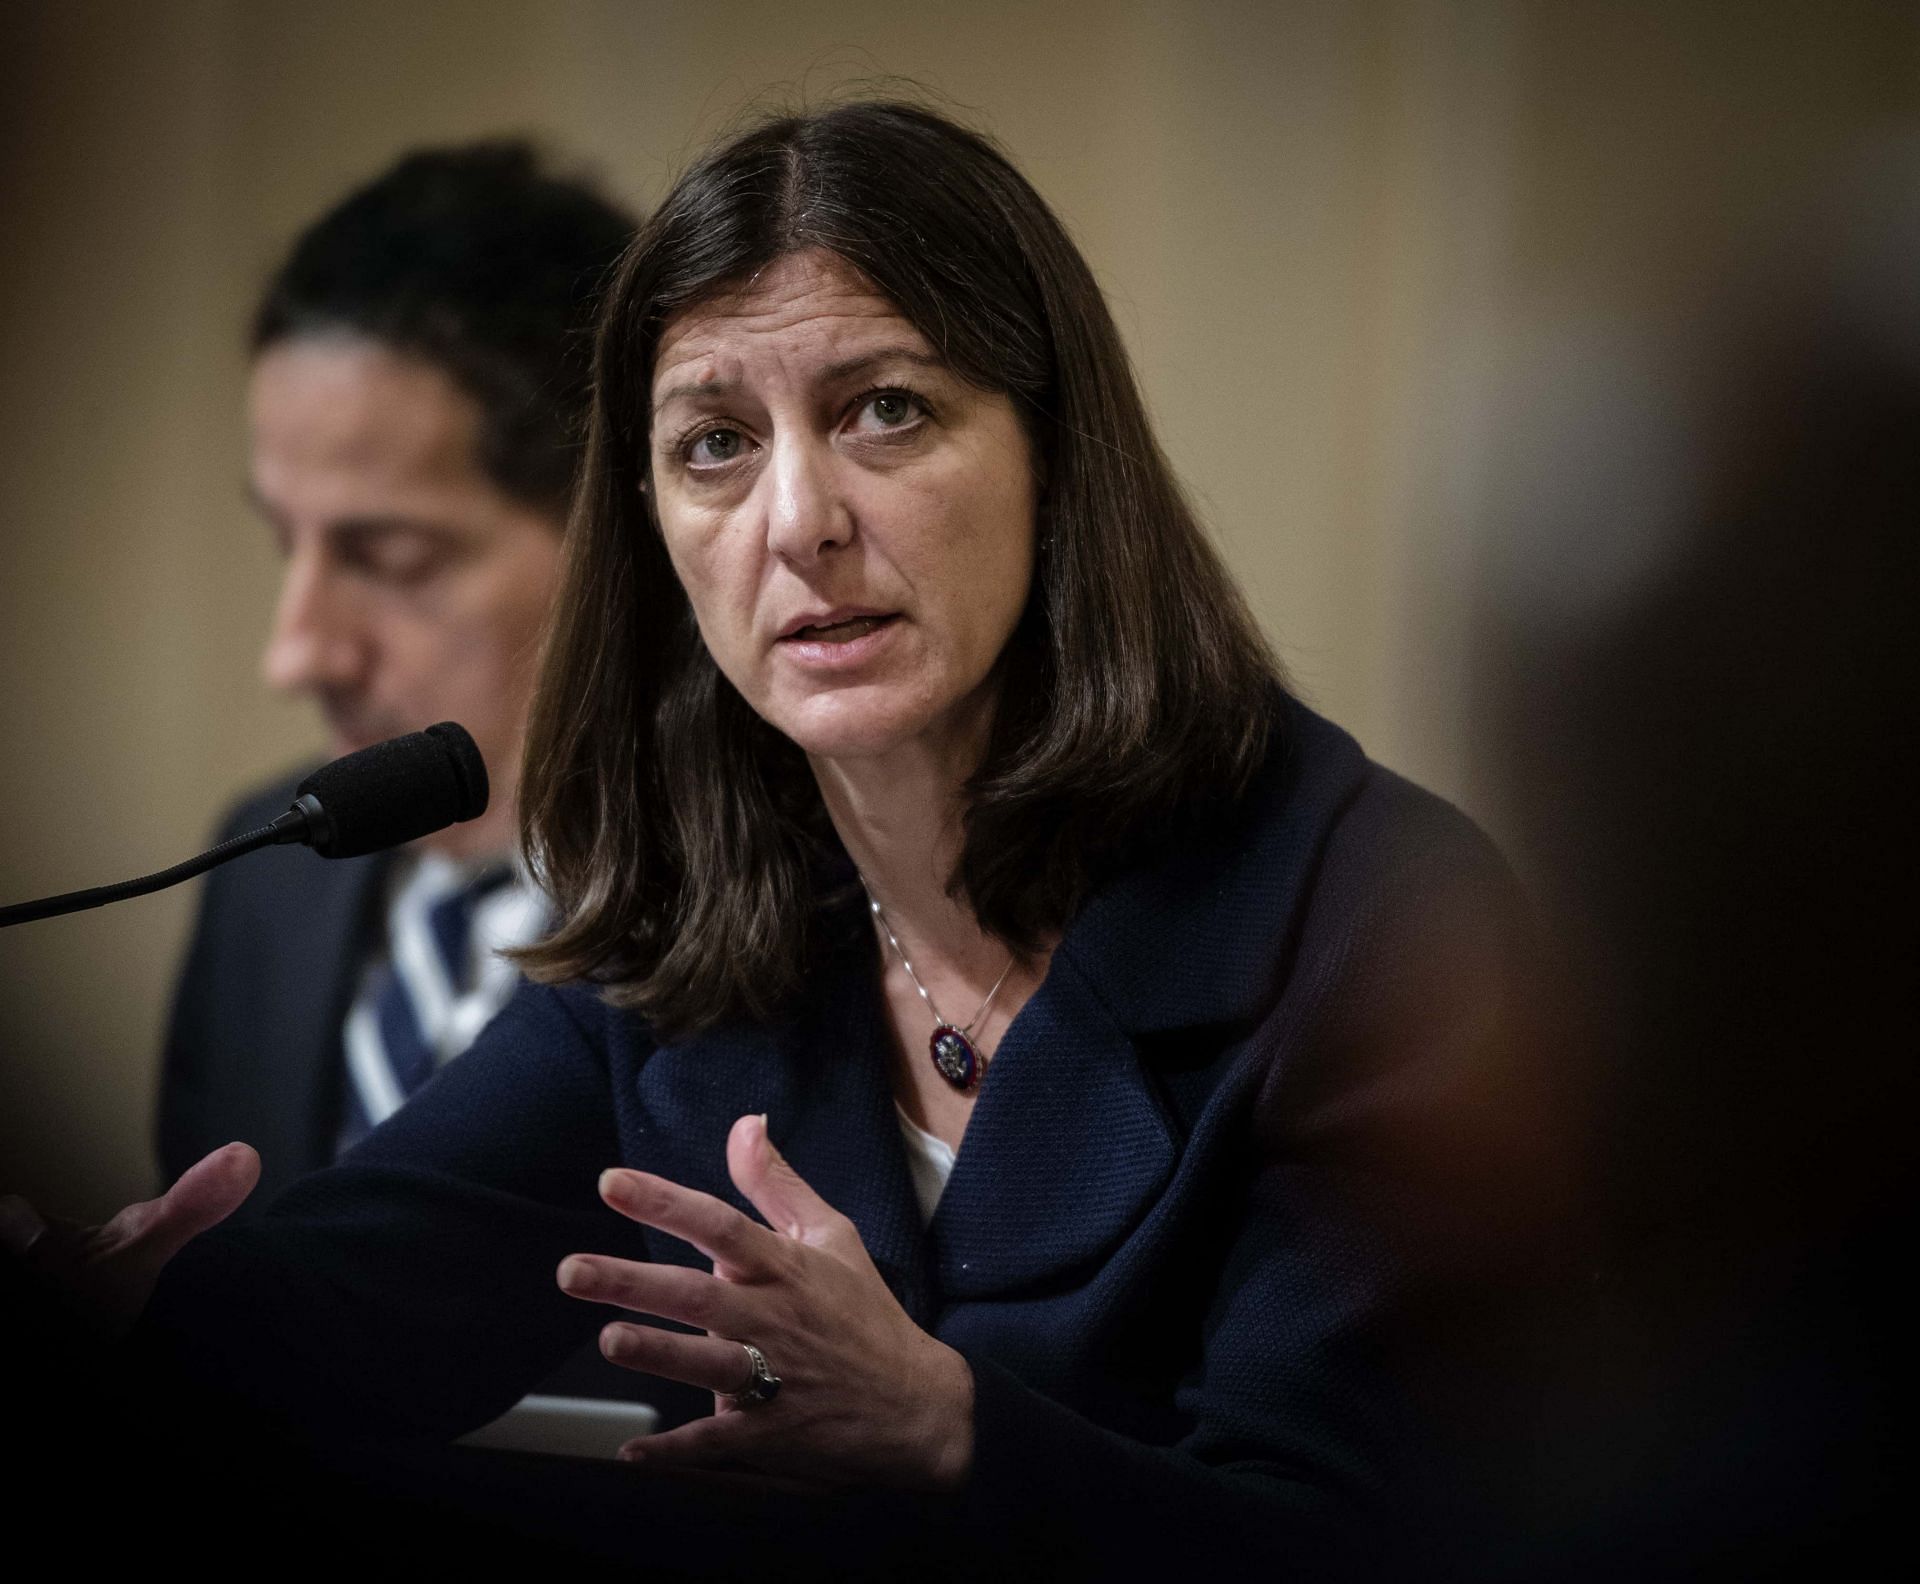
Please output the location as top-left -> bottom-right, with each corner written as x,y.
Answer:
517,100 -> 1281,1033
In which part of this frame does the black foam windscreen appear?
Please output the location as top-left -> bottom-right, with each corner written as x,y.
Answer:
293,722 -> 489,859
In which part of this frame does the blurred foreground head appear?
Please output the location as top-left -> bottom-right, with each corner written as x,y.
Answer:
246,144 -> 635,855
1482,135 -> 1919,1574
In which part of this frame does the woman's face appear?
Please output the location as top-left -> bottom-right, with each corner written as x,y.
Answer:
648,249 -> 1037,768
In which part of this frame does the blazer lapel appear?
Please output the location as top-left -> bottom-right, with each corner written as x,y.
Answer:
928,947 -> 1178,1300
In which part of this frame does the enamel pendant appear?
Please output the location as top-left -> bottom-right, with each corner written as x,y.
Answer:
929,1023 -> 980,1090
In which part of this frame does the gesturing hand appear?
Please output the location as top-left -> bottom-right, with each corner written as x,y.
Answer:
0,1142 -> 260,1338
556,1114 -> 974,1491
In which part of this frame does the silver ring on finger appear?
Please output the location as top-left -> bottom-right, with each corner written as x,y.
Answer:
725,1340 -> 782,1406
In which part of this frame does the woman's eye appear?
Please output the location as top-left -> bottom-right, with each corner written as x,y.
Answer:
690,428 -> 744,464
853,390 -> 922,432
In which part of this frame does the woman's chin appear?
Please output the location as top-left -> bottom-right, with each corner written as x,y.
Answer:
760,673 -> 1002,776
772,698 -> 937,766
792,724 -> 920,766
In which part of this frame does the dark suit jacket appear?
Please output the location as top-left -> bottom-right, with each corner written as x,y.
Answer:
156,772 -> 389,1206
141,700 -> 1547,1571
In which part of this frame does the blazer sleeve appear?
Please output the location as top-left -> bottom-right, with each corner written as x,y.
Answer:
137,981 -> 651,1441
947,779 -> 1557,1574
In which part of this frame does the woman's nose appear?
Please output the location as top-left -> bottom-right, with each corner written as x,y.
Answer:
259,549 -> 368,696
763,434 -> 853,564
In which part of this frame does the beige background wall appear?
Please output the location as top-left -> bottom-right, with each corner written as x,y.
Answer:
3,0 -> 1915,1216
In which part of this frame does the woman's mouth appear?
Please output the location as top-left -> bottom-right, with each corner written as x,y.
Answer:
775,612 -> 902,671
782,614 -> 898,643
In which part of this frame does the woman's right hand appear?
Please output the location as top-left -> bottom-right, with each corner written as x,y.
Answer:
0,1141 -> 259,1338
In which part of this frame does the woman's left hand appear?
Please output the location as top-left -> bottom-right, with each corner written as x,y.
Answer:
556,1113 -> 974,1491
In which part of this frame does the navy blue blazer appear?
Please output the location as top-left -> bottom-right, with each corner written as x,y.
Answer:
141,700 -> 1539,1569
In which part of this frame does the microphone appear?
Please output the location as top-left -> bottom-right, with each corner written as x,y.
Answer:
288,721 -> 488,858
0,723 -> 489,929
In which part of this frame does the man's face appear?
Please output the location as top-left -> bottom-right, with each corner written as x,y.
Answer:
248,337 -> 564,858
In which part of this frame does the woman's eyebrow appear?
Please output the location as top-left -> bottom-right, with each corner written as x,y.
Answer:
816,347 -> 946,384
653,373 -> 739,412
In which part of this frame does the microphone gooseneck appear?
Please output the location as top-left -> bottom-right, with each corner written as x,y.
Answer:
0,722 -> 490,928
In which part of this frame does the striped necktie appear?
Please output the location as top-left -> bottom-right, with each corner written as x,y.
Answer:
338,864 -> 514,1152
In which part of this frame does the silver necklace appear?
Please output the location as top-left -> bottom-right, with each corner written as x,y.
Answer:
863,887 -> 1015,1091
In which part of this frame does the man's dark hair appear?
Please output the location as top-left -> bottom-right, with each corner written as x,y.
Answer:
251,140 -> 636,512
517,101 -> 1282,1032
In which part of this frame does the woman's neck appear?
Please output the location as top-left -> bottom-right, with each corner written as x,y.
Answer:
809,726 -> 998,977
809,693 -> 1065,1152
811,710 -> 1051,1150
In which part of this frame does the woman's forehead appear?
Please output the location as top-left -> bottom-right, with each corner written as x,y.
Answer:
651,251 -> 931,400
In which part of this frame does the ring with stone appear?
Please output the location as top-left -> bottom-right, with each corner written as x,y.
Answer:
725,1340 -> 782,1406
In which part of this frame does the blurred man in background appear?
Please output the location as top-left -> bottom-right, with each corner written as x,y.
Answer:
157,143 -> 633,1215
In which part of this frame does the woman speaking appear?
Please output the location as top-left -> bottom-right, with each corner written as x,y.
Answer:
21,102 -> 1540,1573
